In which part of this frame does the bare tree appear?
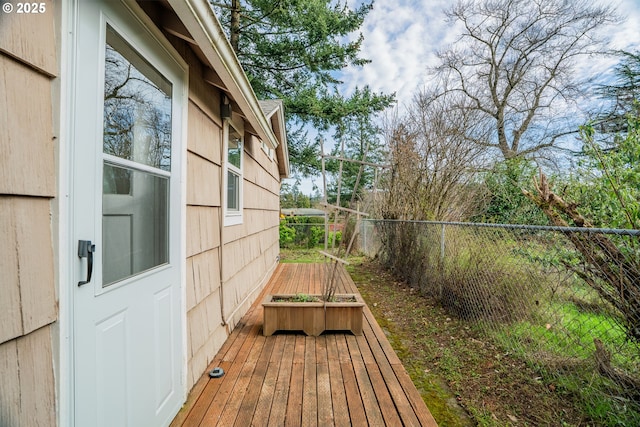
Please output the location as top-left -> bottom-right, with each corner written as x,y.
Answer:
434,0 -> 620,161
379,89 -> 486,221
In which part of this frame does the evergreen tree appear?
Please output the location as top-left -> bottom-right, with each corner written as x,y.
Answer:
210,0 -> 395,174
324,114 -> 385,206
594,51 -> 640,134
280,181 -> 312,209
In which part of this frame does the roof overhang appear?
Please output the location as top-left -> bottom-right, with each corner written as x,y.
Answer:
258,100 -> 289,178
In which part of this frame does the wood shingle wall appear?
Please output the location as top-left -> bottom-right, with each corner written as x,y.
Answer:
170,36 -> 283,391
179,40 -> 227,390
0,1 -> 58,425
219,133 -> 281,330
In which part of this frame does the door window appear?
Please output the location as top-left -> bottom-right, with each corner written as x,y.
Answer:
102,25 -> 172,286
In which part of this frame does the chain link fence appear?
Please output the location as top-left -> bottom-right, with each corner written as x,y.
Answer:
359,219 -> 640,424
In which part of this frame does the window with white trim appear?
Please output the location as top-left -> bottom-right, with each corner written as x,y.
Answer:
224,120 -> 243,225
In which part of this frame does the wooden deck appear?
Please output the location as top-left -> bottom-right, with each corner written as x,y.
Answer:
171,263 -> 438,426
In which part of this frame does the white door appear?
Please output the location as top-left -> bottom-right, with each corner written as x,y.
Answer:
72,2 -> 185,426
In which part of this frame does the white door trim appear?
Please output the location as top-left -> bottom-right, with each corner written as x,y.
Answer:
57,1 -> 78,425
60,1 -> 189,425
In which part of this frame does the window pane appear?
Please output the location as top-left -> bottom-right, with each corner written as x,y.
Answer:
103,25 -> 172,171
227,170 -> 239,211
227,127 -> 242,169
103,164 -> 169,286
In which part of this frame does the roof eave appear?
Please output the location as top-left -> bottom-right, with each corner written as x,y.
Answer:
275,105 -> 290,178
266,100 -> 290,178
167,0 -> 285,167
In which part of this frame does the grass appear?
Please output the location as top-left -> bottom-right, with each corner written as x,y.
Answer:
490,295 -> 640,426
279,248 -> 327,263
554,369 -> 640,426
499,302 -> 627,358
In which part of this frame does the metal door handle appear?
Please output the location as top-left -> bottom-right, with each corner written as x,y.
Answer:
78,240 -> 95,286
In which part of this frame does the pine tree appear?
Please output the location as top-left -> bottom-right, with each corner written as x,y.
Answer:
210,0 -> 394,174
595,51 -> 640,134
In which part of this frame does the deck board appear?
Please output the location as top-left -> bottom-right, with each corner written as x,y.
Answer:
171,263 -> 438,427
268,334 -> 295,426
326,334 -> 351,426
250,334 -> 283,426
316,336 -> 334,426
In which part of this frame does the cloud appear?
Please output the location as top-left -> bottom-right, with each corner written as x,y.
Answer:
340,0 -> 640,104
609,0 -> 640,51
340,0 -> 456,101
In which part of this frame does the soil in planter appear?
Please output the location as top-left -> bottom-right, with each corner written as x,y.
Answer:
272,293 -> 321,303
272,293 -> 357,303
327,295 -> 358,303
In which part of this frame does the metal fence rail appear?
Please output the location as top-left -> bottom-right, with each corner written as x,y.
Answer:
359,219 -> 640,423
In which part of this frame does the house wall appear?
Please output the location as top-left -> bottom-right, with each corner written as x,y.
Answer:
221,133 -> 281,328
0,3 -> 284,423
178,42 -> 227,389
166,36 -> 283,390
0,2 -> 58,425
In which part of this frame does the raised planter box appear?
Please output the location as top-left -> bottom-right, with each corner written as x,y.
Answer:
262,294 -> 365,336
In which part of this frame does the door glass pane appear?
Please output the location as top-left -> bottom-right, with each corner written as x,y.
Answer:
103,164 -> 169,286
227,171 -> 239,211
102,25 -> 173,287
103,25 -> 172,171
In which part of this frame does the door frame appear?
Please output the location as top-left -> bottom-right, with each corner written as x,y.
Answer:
58,1 -> 189,425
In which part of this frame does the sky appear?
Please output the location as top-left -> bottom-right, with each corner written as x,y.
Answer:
288,0 -> 640,194
342,0 -> 640,104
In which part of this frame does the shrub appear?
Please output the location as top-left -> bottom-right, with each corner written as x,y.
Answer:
308,226 -> 324,248
328,230 -> 342,247
279,222 -> 296,248
473,158 -> 548,225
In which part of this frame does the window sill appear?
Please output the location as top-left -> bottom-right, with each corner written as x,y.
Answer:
224,213 -> 243,227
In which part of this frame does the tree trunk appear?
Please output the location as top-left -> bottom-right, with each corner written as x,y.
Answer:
230,0 -> 241,54
523,172 -> 640,342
